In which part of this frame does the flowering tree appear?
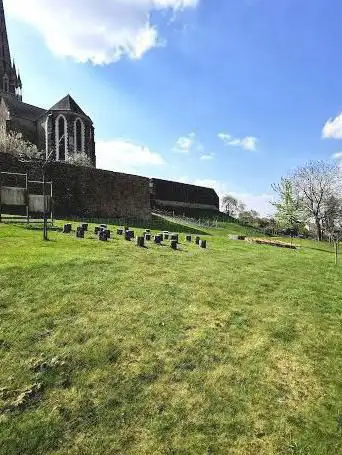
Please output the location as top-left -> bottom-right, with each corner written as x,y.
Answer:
0,130 -> 43,160
66,152 -> 93,168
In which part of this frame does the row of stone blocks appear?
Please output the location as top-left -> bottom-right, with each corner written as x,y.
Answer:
64,224 -> 207,248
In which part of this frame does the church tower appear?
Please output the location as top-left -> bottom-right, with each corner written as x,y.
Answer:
0,0 -> 22,100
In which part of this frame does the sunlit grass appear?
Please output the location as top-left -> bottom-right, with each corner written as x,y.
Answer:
1,220 -> 342,454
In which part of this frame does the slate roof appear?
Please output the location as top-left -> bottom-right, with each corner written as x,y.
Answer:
1,94 -> 46,121
49,94 -> 90,119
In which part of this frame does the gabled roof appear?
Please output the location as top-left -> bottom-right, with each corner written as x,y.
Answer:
1,94 -> 46,121
49,94 -> 90,119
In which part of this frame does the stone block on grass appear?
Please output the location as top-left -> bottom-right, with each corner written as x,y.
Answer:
186,235 -> 192,242
154,235 -> 162,245
63,224 -> 72,234
195,236 -> 201,245
171,240 -> 178,250
76,227 -> 85,239
136,236 -> 145,248
98,230 -> 108,241
199,240 -> 207,249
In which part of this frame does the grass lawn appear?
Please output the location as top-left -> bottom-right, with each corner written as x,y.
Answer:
1,219 -> 342,454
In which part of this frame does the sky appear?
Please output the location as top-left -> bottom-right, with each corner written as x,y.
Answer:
4,0 -> 342,216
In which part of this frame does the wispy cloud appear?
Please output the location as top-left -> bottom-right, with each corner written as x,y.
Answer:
173,132 -> 201,154
96,139 -> 165,175
218,131 -> 258,151
200,153 -> 215,161
322,113 -> 342,139
4,0 -> 199,64
332,152 -> 342,160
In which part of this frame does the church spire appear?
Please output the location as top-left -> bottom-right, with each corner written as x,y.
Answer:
0,0 -> 22,98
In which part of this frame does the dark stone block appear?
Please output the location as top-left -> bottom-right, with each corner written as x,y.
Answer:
81,223 -> 88,231
136,236 -> 145,248
125,231 -> 131,241
98,230 -> 108,241
171,240 -> 178,250
76,227 -> 85,238
100,224 -> 107,229
94,226 -> 101,235
154,235 -> 162,244
129,230 -> 135,239
170,234 -> 179,243
199,240 -> 207,249
104,229 -> 111,239
63,224 -> 72,234
195,236 -> 201,245
117,228 -> 124,235
186,235 -> 192,242
144,233 -> 151,241
144,229 -> 151,234
163,233 -> 170,240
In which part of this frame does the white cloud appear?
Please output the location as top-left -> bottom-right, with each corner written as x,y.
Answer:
200,153 -> 215,160
218,133 -> 232,143
218,131 -> 258,151
4,0 -> 198,64
230,192 -> 275,217
96,138 -> 165,174
192,179 -> 273,216
332,152 -> 342,160
322,113 -> 342,139
173,132 -> 198,153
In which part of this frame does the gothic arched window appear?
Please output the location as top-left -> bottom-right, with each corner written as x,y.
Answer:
55,114 -> 67,161
74,118 -> 85,153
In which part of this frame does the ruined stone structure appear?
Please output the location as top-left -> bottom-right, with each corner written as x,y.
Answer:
0,0 -> 96,166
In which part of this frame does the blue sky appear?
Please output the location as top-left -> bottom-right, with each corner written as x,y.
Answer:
4,0 -> 342,215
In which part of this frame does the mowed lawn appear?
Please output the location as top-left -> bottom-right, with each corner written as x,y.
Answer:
1,222 -> 342,455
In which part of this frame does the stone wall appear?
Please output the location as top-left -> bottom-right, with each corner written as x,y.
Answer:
151,178 -> 219,215
0,152 -> 151,220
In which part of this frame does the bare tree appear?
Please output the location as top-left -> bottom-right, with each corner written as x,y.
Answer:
290,161 -> 340,241
222,195 -> 239,217
322,195 -> 342,239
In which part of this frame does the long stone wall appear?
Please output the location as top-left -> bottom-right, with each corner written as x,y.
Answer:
151,178 -> 219,215
0,152 -> 151,220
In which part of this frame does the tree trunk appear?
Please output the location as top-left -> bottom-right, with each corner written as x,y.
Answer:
315,218 -> 322,241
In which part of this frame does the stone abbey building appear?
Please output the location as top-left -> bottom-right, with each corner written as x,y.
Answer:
0,0 -> 96,166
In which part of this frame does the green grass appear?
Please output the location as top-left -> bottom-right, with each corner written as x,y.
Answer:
1,219 -> 342,455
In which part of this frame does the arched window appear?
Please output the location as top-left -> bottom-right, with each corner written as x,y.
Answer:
55,114 -> 67,161
74,118 -> 85,153
3,75 -> 9,93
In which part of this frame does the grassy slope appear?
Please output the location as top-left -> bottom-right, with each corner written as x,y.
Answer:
1,221 -> 342,455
